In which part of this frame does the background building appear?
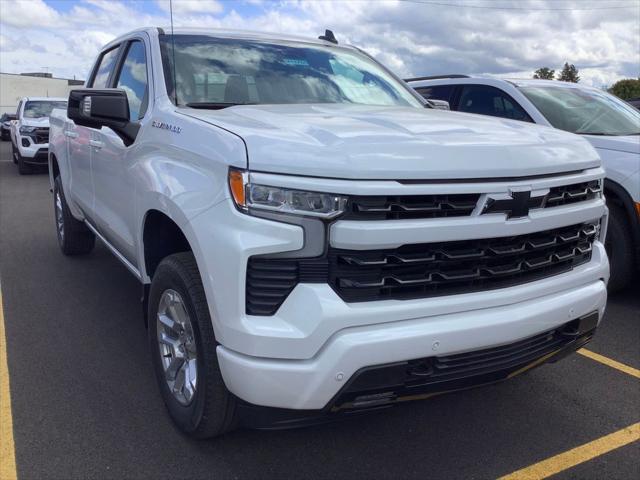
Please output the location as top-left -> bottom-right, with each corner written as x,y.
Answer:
0,72 -> 84,114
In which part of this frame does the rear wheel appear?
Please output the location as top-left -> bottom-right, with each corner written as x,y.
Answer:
605,205 -> 634,292
149,252 -> 237,438
53,176 -> 95,255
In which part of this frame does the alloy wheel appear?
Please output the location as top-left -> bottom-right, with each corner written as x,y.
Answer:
156,289 -> 198,406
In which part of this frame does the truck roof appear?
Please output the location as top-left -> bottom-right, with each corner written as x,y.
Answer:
102,26 -> 355,51
20,96 -> 67,102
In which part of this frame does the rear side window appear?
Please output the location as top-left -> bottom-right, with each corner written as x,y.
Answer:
115,41 -> 149,120
415,85 -> 454,103
458,85 -> 532,122
91,47 -> 120,88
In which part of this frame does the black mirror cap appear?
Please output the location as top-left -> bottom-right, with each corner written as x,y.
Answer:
67,89 -> 139,146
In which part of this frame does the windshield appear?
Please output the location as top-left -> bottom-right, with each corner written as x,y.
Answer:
23,101 -> 67,119
159,35 -> 423,108
519,86 -> 640,136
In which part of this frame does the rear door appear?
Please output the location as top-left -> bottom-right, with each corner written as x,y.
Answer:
91,38 -> 150,265
67,45 -> 121,215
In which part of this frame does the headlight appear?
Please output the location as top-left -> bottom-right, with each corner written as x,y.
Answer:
19,126 -> 36,134
229,169 -> 348,219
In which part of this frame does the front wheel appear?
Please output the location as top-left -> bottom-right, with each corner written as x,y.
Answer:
149,252 -> 237,438
53,176 -> 95,255
11,142 -> 18,165
605,205 -> 634,292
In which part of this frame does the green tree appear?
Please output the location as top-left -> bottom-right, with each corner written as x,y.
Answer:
557,63 -> 580,83
608,78 -> 640,100
533,67 -> 555,80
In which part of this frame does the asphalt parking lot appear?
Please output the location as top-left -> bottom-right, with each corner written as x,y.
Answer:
0,140 -> 638,480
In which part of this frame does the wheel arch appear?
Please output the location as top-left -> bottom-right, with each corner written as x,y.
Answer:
604,178 -> 640,266
141,209 -> 194,281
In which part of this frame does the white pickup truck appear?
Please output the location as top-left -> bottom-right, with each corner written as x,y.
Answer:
11,96 -> 67,174
49,27 -> 609,438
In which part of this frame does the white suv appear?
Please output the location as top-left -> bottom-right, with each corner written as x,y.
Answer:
407,76 -> 640,291
10,96 -> 67,174
49,28 -> 608,437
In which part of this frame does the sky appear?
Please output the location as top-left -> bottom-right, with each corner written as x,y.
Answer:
0,0 -> 638,88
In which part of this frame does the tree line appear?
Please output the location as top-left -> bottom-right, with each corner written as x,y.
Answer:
532,63 -> 640,100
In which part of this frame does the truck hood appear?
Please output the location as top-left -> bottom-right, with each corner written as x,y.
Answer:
583,135 -> 640,155
20,117 -> 50,128
183,104 -> 600,180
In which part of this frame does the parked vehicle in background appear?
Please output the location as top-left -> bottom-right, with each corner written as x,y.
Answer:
10,97 -> 67,174
1,113 -> 17,141
627,97 -> 640,110
408,76 -> 640,292
49,28 -> 608,438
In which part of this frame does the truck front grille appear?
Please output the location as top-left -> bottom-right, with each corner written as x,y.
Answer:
343,194 -> 480,220
246,222 -> 598,315
28,127 -> 49,144
340,180 -> 601,221
329,222 -> 597,303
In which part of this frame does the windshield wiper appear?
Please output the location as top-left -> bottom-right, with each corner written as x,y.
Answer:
577,132 -> 640,136
575,132 -> 613,136
184,102 -> 254,110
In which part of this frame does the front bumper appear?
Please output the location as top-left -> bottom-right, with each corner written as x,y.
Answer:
217,278 -> 606,410
17,135 -> 49,163
234,312 -> 599,428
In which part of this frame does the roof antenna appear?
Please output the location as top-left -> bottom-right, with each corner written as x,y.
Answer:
170,0 -> 178,105
318,29 -> 338,44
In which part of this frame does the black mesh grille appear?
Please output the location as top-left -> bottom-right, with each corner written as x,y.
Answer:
546,180 -> 601,207
246,258 -> 327,316
247,222 -> 597,314
328,222 -> 597,303
343,194 -> 480,220
31,127 -> 49,144
340,180 -> 601,221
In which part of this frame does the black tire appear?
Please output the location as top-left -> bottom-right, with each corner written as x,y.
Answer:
605,205 -> 634,292
14,142 -> 32,174
53,176 -> 95,255
148,252 -> 236,438
11,142 -> 18,164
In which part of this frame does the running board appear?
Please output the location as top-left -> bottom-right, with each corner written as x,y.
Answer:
84,221 -> 142,281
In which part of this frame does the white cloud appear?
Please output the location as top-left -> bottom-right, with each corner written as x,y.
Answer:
0,0 -> 61,28
0,0 -> 638,88
156,0 -> 223,15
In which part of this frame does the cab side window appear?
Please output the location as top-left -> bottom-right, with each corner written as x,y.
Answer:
114,41 -> 149,121
91,47 -> 120,89
416,85 -> 454,103
458,85 -> 532,122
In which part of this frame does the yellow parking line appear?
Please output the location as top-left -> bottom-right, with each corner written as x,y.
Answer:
498,423 -> 640,480
578,348 -> 640,379
0,289 -> 17,480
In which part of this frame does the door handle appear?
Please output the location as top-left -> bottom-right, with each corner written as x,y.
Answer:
64,131 -> 79,138
89,140 -> 104,149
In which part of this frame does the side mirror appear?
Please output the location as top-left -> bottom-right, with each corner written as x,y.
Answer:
67,89 -> 139,146
427,99 -> 450,110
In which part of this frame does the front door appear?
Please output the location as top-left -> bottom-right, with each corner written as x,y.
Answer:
91,39 -> 150,265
